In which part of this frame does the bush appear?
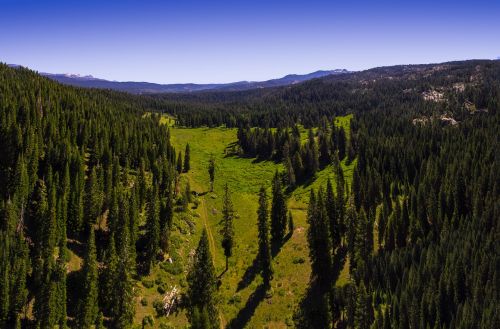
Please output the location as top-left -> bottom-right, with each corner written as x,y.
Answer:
142,279 -> 155,288
160,259 -> 183,275
140,298 -> 148,306
157,281 -> 167,294
228,293 -> 242,305
153,299 -> 164,316
292,257 -> 305,264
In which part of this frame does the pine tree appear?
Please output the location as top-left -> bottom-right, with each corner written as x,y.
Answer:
95,312 -> 104,329
271,171 -> 287,247
326,179 -> 339,249
55,243 -> 67,329
102,234 -> 118,315
354,209 -> 372,281
191,306 -> 211,329
355,282 -> 373,329
145,186 -> 160,274
352,167 -> 361,211
307,129 -> 319,176
138,160 -> 147,208
285,156 -> 296,186
184,143 -> 191,172
306,189 -> 332,290
397,199 -> 409,248
336,127 -> 346,160
346,196 -> 357,273
0,231 -> 9,327
221,183 -> 235,271
34,178 -> 59,329
187,230 -> 219,329
84,167 -> 102,231
176,151 -> 183,174
111,222 -> 135,328
319,131 -> 331,166
76,228 -> 99,329
8,227 -> 29,326
257,187 -> 273,289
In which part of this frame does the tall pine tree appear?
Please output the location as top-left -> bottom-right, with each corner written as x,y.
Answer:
221,183 -> 235,271
187,230 -> 219,329
76,228 -> 99,329
271,171 -> 287,248
257,187 -> 273,289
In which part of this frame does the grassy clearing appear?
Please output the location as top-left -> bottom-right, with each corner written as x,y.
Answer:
135,116 -> 353,328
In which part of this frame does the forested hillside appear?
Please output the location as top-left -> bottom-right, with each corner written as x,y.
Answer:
0,64 -> 177,328
0,60 -> 498,329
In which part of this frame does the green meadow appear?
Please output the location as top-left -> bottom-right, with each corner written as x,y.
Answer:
135,116 -> 353,328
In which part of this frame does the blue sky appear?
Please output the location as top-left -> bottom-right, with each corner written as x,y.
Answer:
1,0 -> 499,83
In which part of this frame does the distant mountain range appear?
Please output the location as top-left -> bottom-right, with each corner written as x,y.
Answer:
7,64 -> 348,94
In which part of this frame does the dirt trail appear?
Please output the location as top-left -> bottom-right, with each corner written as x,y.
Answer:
199,194 -> 217,265
189,177 -> 217,265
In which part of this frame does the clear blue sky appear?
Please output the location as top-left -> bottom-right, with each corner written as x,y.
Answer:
1,0 -> 499,83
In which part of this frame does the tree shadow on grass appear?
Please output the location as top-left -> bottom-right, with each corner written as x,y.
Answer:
236,255 -> 260,292
271,233 -> 292,258
227,284 -> 267,329
236,233 -> 292,292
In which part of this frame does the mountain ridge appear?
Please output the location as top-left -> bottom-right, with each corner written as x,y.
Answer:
7,64 -> 348,94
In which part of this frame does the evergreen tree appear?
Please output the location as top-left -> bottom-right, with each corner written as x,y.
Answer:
101,234 -> 118,315
187,230 -> 219,329
346,196 -> 357,273
326,179 -> 340,249
306,189 -> 332,290
221,183 -> 235,271
138,160 -> 147,208
84,167 -> 102,230
77,228 -> 99,329
0,231 -> 9,327
176,151 -> 183,175
285,156 -> 296,186
34,179 -> 59,329
111,223 -> 135,329
184,143 -> 191,172
355,282 -> 373,329
145,186 -> 160,274
191,306 -> 210,329
270,171 -> 287,247
257,187 -> 273,289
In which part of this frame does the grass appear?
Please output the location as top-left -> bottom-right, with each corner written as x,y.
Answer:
135,115 -> 354,328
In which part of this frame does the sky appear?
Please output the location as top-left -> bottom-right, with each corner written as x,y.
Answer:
1,0 -> 499,84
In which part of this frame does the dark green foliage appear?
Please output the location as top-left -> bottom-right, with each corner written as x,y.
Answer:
306,190 -> 332,290
190,306 -> 211,329
0,64 -> 177,328
270,172 -> 287,247
187,230 -> 219,329
84,167 -> 103,231
257,187 -> 273,289
145,185 -> 160,274
184,143 -> 191,172
221,183 -> 235,271
76,229 -> 98,329
176,151 -> 183,174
